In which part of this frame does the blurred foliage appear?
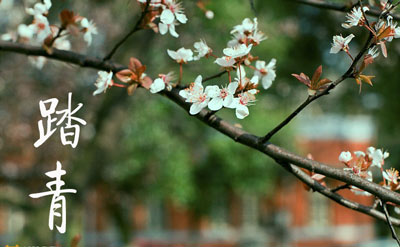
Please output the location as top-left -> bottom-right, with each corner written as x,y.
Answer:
1,0 -> 400,245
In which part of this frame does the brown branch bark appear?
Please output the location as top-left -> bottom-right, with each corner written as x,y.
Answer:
293,0 -> 400,21
281,162 -> 400,226
2,41 -> 400,222
331,183 -> 350,193
203,70 -> 227,82
381,200 -> 400,245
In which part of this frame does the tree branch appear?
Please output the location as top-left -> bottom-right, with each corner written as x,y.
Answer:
281,162 -> 400,226
331,183 -> 350,193
249,0 -> 257,16
102,0 -> 151,61
293,0 -> 400,21
381,200 -> 400,245
203,70 -> 227,82
262,30 -> 374,143
2,41 -> 400,215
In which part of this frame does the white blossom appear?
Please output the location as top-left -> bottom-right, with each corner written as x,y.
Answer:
367,46 -> 379,58
163,0 -> 187,24
193,39 -> 211,60
367,147 -> 389,168
17,24 -> 34,40
150,73 -> 174,93
354,151 -> 365,158
342,6 -> 369,29
179,75 -> 211,115
215,56 -> 236,68
254,59 -> 276,89
385,15 -> 400,42
26,0 -> 51,16
206,81 -> 239,111
31,15 -> 51,43
93,71 -> 113,96
383,168 -> 398,185
159,9 -> 179,38
228,17 -> 266,46
54,36 -> 71,50
232,89 -> 257,119
223,44 -> 252,59
330,34 -> 355,54
231,18 -> 258,35
81,18 -> 98,46
339,151 -> 352,163
167,47 -> 193,63
29,56 -> 47,70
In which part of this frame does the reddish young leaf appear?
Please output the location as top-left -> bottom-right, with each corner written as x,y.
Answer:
311,65 -> 322,84
292,73 -> 311,86
60,9 -> 78,28
116,69 -> 136,83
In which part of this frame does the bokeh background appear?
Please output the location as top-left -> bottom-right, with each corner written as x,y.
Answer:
0,0 -> 400,246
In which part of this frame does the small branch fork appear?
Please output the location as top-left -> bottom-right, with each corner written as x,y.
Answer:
281,161 -> 400,226
381,200 -> 400,246
331,183 -> 350,193
261,34 -> 372,142
102,0 -> 151,61
261,0 -> 391,142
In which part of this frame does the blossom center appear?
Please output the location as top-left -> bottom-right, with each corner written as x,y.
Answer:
38,23 -> 46,30
220,89 -> 228,99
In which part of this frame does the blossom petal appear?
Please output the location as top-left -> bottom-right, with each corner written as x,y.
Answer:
150,78 -> 165,93
205,85 -> 220,98
208,97 -> 223,111
236,104 -> 249,119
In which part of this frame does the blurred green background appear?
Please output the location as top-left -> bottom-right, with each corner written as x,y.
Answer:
0,0 -> 400,246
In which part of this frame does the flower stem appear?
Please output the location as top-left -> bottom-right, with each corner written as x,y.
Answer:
112,82 -> 127,88
345,49 -> 354,61
179,63 -> 183,85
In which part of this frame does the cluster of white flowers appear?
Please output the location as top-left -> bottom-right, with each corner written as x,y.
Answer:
228,17 -> 267,47
7,0 -> 97,47
16,0 -> 52,44
331,2 -> 400,59
137,0 -> 187,38
1,0 -> 98,69
178,75 -> 258,119
147,17 -> 277,119
338,146 -> 391,196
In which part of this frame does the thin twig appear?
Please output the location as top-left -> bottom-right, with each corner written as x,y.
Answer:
103,0 -> 151,61
250,0 -> 257,16
261,25 -> 375,143
203,70 -> 227,82
331,183 -> 350,193
359,0 -> 372,29
281,162 -> 400,226
47,26 -> 65,48
381,200 -> 400,246
294,0 -> 400,21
